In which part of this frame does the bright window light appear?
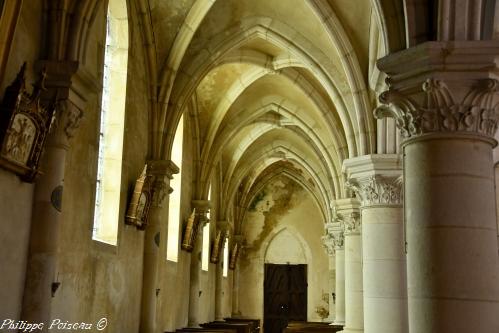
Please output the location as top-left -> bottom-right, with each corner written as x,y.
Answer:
167,115 -> 184,262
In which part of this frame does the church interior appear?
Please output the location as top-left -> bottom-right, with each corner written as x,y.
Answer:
1,0 -> 499,332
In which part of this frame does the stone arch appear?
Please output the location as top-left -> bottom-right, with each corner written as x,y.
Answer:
162,18 -> 361,162
263,226 -> 311,265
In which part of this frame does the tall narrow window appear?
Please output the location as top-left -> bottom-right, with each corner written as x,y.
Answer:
167,115 -> 184,262
223,239 -> 229,277
201,186 -> 211,271
92,0 -> 128,245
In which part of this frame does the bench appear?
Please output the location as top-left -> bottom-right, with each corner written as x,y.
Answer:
224,318 -> 260,333
283,321 -> 343,333
200,322 -> 253,333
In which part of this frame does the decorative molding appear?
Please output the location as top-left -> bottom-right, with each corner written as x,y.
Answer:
375,78 -> 499,140
346,175 -> 403,206
344,212 -> 361,235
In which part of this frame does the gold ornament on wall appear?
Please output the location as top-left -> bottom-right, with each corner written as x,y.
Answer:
0,63 -> 55,182
229,242 -> 240,270
210,230 -> 225,264
181,208 -> 198,252
125,165 -> 153,230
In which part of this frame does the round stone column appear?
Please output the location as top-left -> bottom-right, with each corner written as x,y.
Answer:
404,133 -> 499,332
323,217 -> 345,326
140,160 -> 178,333
335,199 -> 362,333
375,46 -> 499,333
21,63 -> 83,327
188,201 -> 210,327
333,245 -> 345,326
344,155 -> 408,333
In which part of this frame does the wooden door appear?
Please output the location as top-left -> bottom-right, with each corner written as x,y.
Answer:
264,264 -> 307,333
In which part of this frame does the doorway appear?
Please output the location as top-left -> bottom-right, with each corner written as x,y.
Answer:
264,264 -> 307,333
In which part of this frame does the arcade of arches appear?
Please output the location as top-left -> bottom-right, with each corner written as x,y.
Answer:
1,1 -> 499,333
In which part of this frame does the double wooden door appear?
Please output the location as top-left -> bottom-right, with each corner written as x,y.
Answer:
264,264 -> 307,333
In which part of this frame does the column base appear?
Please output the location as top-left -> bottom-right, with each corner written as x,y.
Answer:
340,328 -> 363,333
331,320 -> 344,326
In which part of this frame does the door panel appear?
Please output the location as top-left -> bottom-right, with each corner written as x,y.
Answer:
264,264 -> 307,333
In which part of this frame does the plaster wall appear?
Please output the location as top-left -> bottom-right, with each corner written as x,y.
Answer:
46,2 -> 149,332
238,176 -> 329,324
0,0 -> 41,320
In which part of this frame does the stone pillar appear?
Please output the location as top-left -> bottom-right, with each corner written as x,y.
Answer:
335,199 -> 362,333
231,235 -> 242,316
21,61 -> 82,327
343,154 -> 407,333
140,160 -> 179,333
323,216 -> 345,325
375,41 -> 499,333
188,200 -> 210,327
215,221 -> 229,321
331,223 -> 345,326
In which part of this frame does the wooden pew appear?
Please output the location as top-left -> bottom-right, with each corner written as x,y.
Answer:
283,321 -> 343,333
224,318 -> 260,333
200,321 -> 252,333
177,327 -> 237,333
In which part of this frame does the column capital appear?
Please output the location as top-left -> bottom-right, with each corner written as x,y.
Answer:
343,154 -> 403,207
344,212 -> 361,235
192,199 -> 211,224
147,160 -> 178,207
374,41 -> 499,143
333,198 -> 360,235
147,159 -> 179,178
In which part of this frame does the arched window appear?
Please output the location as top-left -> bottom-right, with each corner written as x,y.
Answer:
92,0 -> 128,245
167,115 -> 184,262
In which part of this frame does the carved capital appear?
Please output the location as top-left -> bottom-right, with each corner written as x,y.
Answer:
322,211 -> 345,255
375,78 -> 499,140
346,175 -> 403,207
321,235 -> 335,256
344,212 -> 361,235
147,160 -> 178,207
375,42 -> 499,142
53,99 -> 83,143
343,154 -> 403,207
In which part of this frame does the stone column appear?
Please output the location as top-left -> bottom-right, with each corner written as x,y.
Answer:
375,41 -> 499,333
21,61 -> 83,327
331,223 -> 345,326
215,221 -> 229,321
231,235 -> 242,316
140,160 -> 179,333
343,154 -> 407,333
335,199 -> 362,333
188,200 -> 210,327
323,216 -> 345,325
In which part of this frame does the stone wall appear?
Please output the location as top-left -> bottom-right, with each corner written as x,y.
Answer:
238,175 -> 329,323
0,0 -> 42,320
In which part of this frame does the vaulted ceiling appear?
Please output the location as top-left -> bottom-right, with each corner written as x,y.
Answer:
142,0 -> 405,233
